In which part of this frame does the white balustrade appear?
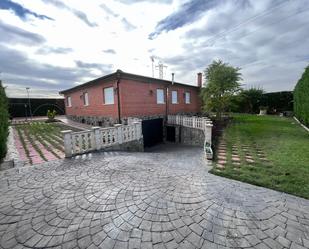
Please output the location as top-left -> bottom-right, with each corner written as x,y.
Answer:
62,121 -> 142,157
167,115 -> 213,159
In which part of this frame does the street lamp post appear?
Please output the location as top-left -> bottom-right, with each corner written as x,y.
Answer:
26,87 -> 32,120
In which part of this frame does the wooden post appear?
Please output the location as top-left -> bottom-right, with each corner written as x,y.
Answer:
92,127 -> 101,150
61,130 -> 72,158
114,124 -> 123,144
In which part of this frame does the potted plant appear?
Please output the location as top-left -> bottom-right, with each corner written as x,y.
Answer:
46,109 -> 57,122
259,106 -> 268,115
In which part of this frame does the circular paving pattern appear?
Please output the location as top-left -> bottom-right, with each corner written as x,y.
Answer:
0,146 -> 309,249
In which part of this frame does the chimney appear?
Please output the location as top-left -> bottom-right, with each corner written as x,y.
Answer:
197,72 -> 202,88
171,73 -> 174,85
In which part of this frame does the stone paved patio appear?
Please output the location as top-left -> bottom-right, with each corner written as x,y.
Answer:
0,145 -> 308,249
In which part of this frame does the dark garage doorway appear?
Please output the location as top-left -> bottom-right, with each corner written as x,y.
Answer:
142,118 -> 163,147
166,126 -> 176,142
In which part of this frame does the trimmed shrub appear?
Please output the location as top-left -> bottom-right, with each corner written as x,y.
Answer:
294,66 -> 309,126
0,81 -> 9,161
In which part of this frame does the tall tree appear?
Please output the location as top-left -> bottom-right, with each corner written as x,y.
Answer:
238,87 -> 265,113
200,60 -> 242,120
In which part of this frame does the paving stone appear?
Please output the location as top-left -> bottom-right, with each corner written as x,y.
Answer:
0,145 -> 308,249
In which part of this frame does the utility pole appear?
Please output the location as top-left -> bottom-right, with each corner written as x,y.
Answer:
155,61 -> 167,79
26,87 -> 32,120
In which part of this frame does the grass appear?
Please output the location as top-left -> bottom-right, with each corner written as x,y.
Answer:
210,114 -> 309,199
15,121 -> 79,164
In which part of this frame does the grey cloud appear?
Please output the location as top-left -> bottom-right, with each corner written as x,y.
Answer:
0,0 -> 53,21
100,3 -> 118,18
41,0 -> 97,27
116,0 -> 172,4
158,0 -> 309,92
102,49 -> 116,54
121,18 -> 136,31
36,47 -> 73,55
0,44 -> 103,92
0,20 -> 45,45
100,4 -> 135,31
75,60 -> 113,74
73,10 -> 98,27
149,0 -> 220,39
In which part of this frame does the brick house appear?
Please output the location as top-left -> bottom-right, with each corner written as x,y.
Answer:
60,70 -> 202,146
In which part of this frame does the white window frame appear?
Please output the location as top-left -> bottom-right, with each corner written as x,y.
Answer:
83,92 -> 89,106
156,89 -> 165,104
67,96 -> 72,107
171,90 -> 178,104
185,92 -> 191,104
103,87 -> 114,105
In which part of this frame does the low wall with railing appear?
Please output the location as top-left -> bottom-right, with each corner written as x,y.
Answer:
167,115 -> 213,159
61,121 -> 143,157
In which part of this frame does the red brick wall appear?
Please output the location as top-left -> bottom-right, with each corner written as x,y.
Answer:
63,79 -> 201,118
64,80 -> 119,118
119,79 -> 167,117
168,84 -> 201,115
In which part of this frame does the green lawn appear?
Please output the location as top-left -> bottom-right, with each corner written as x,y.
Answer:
211,114 -> 309,199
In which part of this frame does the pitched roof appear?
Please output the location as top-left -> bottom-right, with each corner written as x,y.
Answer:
59,70 -> 198,94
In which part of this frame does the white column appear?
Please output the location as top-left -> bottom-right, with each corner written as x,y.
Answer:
205,124 -> 213,146
176,115 -> 180,125
92,126 -> 101,150
192,116 -> 197,128
114,124 -> 123,144
61,130 -> 72,158
133,122 -> 142,139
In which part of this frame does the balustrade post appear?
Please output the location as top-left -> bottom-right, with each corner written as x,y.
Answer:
61,130 -> 72,158
133,122 -> 142,139
114,124 -> 123,144
92,126 -> 101,150
205,123 -> 213,146
192,116 -> 197,128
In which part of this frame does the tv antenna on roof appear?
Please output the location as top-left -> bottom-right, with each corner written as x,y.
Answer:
155,61 -> 167,79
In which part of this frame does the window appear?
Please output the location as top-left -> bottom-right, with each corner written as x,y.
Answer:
83,92 -> 89,106
171,91 -> 178,104
66,96 -> 72,107
103,87 -> 114,104
157,89 -> 164,104
185,92 -> 191,104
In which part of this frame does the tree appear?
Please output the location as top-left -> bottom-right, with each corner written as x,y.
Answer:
200,60 -> 242,120
0,80 -> 9,161
238,87 -> 265,113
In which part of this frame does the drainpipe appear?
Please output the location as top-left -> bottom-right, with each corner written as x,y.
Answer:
166,73 -> 174,122
116,71 -> 121,124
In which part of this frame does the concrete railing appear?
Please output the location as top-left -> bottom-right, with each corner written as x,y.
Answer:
61,122 -> 142,157
167,115 -> 213,159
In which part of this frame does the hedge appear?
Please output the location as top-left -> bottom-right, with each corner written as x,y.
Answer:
294,66 -> 309,127
231,90 -> 293,114
262,91 -> 293,112
0,81 -> 9,161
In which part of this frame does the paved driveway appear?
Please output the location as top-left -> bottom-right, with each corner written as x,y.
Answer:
0,145 -> 308,249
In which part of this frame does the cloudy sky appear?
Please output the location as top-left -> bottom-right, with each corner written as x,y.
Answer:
0,0 -> 308,98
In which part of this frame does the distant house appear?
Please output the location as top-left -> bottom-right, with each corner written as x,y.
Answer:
59,70 -> 202,127
60,70 -> 203,147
